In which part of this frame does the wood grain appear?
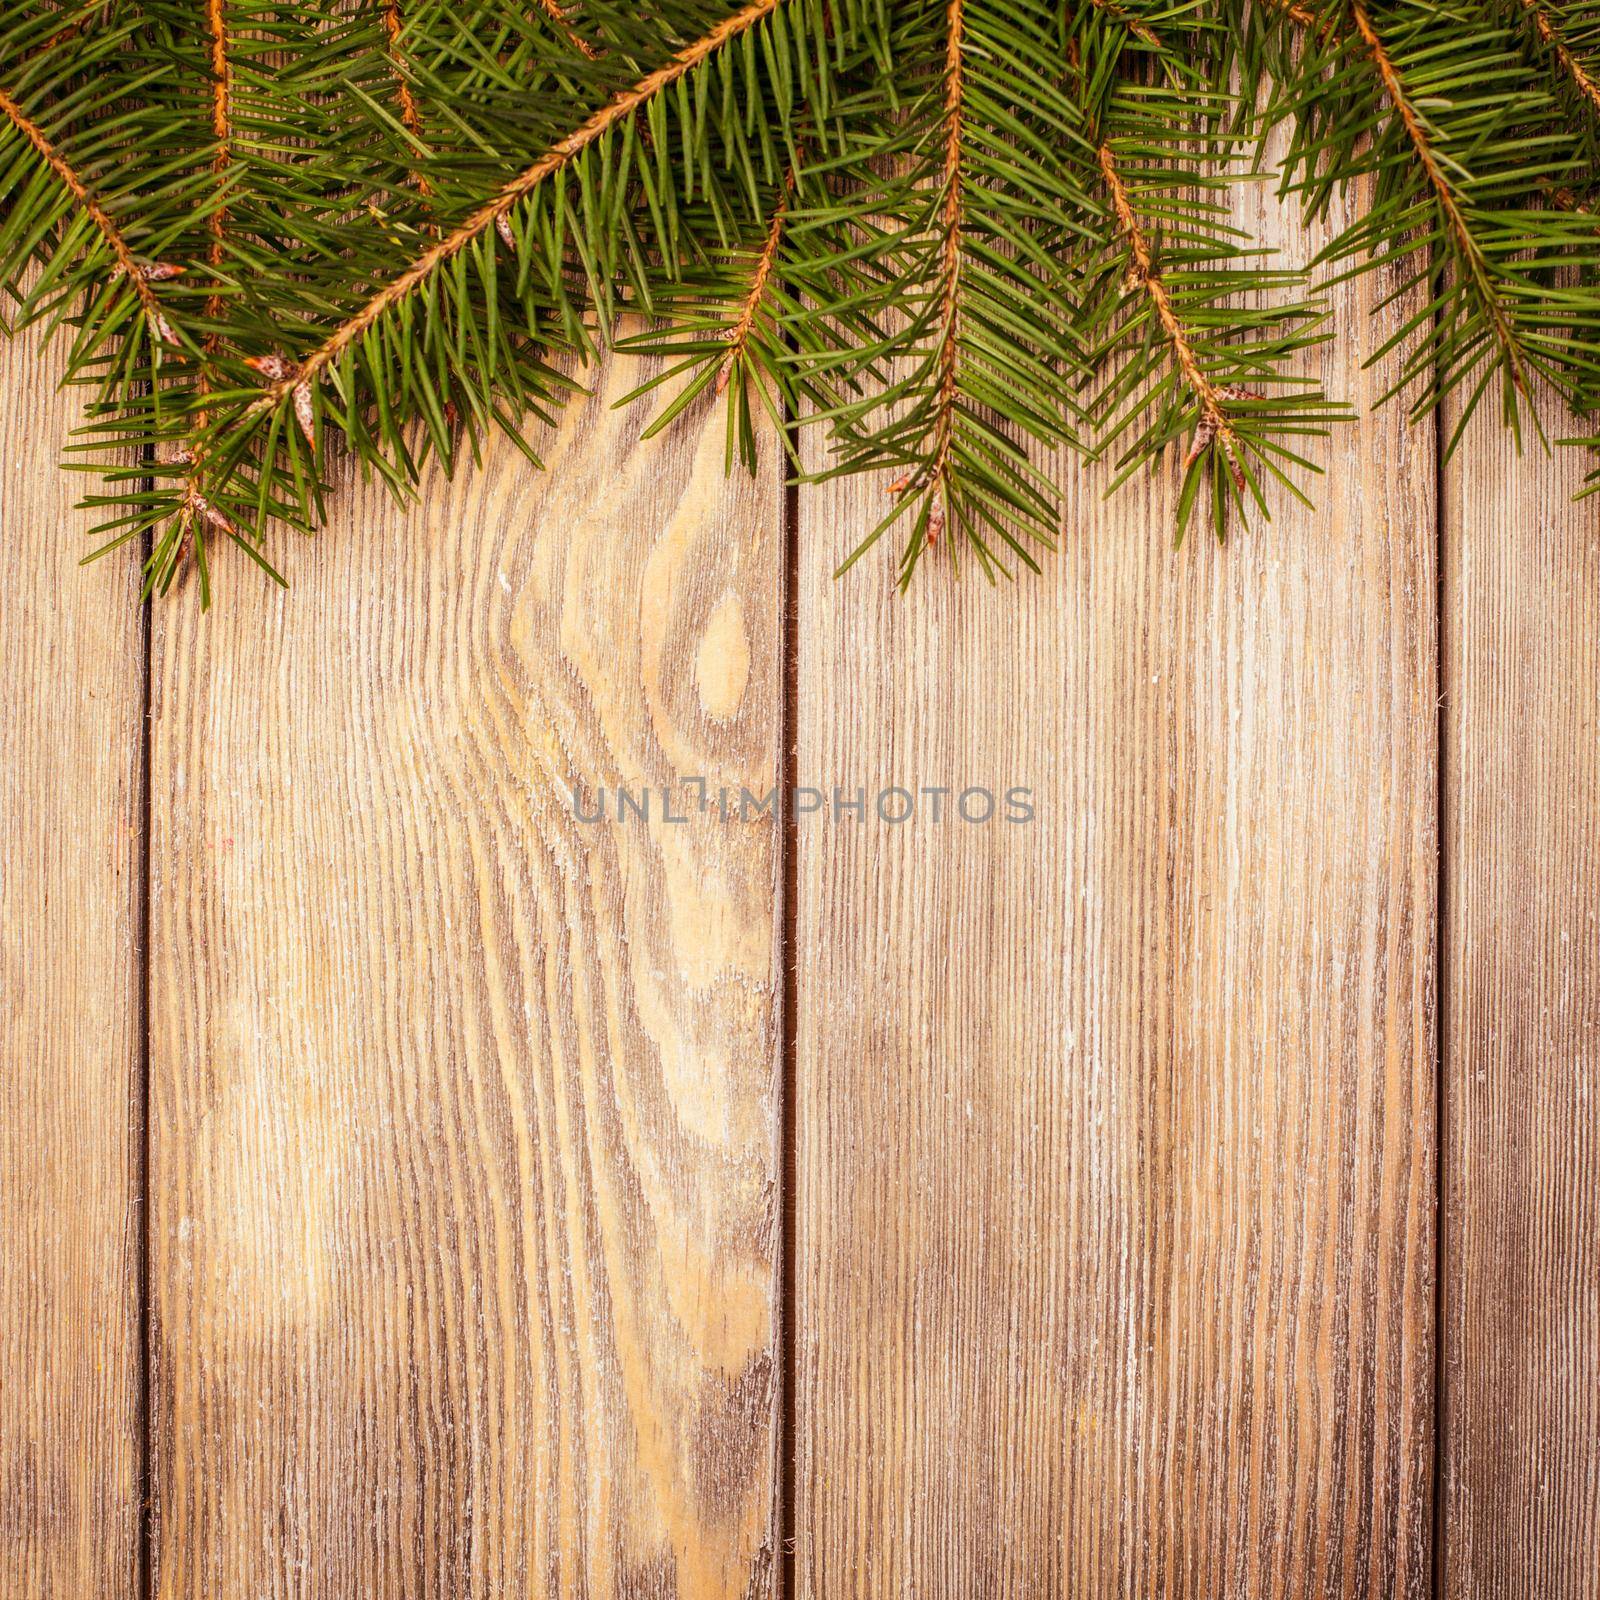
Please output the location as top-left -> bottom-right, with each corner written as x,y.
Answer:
1441,401 -> 1600,1600
792,184 -> 1438,1597
146,357 -> 782,1598
0,329 -> 145,1592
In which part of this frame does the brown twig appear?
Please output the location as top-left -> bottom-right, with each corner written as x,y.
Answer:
166,0 -> 240,578
534,0 -> 602,59
0,85 -> 176,337
1351,0 -> 1528,393
1098,142 -> 1245,486
1090,0 -> 1160,47
718,172 -> 793,394
204,0 -> 230,332
1540,178 -> 1594,211
922,0 -> 966,542
381,0 -> 432,194
168,443 -> 237,574
1521,0 -> 1600,114
883,0 -> 965,547
259,0 -> 786,410
1270,0 -> 1533,392
1266,0 -> 1320,29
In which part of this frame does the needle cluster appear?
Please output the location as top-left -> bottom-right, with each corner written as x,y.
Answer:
0,0 -> 1595,599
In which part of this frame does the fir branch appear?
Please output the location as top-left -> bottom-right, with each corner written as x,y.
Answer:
1090,0 -> 1162,47
1263,0 -> 1600,439
1349,0 -> 1529,394
924,0 -> 966,542
1,0 -> 1593,597
0,83 -> 177,339
1097,141 -> 1244,488
806,0 -> 1095,579
1272,0 -> 1320,27
193,0 -> 234,380
533,0 -> 602,59
1519,0 -> 1600,112
1075,20 -> 1342,541
719,171 -> 791,394
172,0 -> 241,583
610,161 -> 836,475
48,1 -> 431,596
204,0 -> 231,325
258,0 -> 787,408
380,0 -> 432,189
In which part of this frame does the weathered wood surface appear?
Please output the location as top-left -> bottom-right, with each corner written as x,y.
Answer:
1440,402 -> 1600,1600
145,359 -> 783,1598
792,187 -> 1438,1597
4,214 -> 1600,1600
0,329 -> 145,1594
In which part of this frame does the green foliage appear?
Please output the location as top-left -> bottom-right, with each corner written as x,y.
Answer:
0,3 -> 217,457
1270,0 -> 1600,451
788,0 -> 1100,582
1071,7 -> 1346,544
0,0 -> 1596,601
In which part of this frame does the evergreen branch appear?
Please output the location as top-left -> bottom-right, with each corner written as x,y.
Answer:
1097,140 -> 1244,488
46,1 -> 436,598
533,0 -> 603,58
1265,0 -> 1600,442
924,0 -> 966,539
802,0 -> 1095,578
1273,0 -> 1320,27
1091,0 -> 1162,47
172,0 -> 241,581
1349,0 -> 1529,395
259,0 -> 786,408
1076,31 -> 1342,542
1520,0 -> 1600,111
0,0 -> 1592,597
718,170 -> 791,393
0,82 -> 177,339
611,161 -> 853,476
203,0 -> 230,334
380,0 -> 431,189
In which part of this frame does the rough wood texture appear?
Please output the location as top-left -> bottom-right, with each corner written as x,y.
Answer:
16,174 -> 1600,1600
147,359 -> 781,1598
1441,403 -> 1600,1600
793,190 -> 1438,1598
0,330 -> 145,1593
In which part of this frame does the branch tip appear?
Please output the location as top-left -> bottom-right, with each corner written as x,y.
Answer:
1521,0 -> 1600,114
1351,0 -> 1529,393
0,85 -> 173,333
262,0 -> 788,407
1099,142 -> 1245,488
718,171 -> 793,393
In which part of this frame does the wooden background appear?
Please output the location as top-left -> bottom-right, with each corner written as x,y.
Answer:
2,196 -> 1597,1598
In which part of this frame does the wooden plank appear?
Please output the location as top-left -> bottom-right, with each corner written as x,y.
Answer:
0,333 -> 146,1589
147,357 -> 782,1597
792,189 -> 1438,1595
1441,404 -> 1600,1599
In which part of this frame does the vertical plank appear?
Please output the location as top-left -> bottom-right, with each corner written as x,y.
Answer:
1442,404 -> 1600,1598
793,191 -> 1437,1593
148,358 -> 782,1597
0,333 -> 145,1589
